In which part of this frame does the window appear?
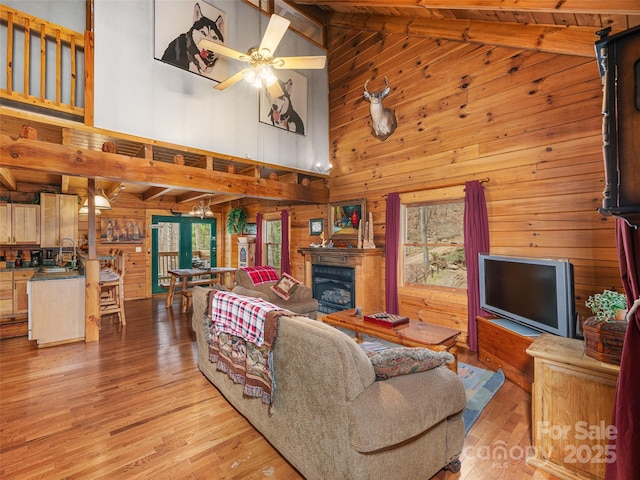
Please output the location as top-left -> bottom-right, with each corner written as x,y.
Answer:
264,217 -> 282,270
402,202 -> 466,288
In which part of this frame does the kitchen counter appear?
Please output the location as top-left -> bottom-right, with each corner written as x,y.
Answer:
30,269 -> 84,281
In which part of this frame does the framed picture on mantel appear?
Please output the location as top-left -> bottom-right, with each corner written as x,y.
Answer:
329,199 -> 365,241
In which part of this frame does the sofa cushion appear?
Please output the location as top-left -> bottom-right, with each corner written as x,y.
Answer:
270,272 -> 301,300
365,347 -> 454,380
348,367 -> 466,452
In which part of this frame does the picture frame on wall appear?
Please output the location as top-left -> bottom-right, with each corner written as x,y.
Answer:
154,0 -> 228,83
100,217 -> 144,244
329,199 -> 366,240
309,218 -> 324,236
259,69 -> 308,136
244,223 -> 257,235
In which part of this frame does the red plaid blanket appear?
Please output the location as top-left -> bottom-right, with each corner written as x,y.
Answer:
241,266 -> 279,285
209,290 -> 280,346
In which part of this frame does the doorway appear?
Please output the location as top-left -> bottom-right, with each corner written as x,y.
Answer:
151,216 -> 217,295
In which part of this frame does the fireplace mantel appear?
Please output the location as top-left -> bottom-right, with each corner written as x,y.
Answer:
298,248 -> 384,313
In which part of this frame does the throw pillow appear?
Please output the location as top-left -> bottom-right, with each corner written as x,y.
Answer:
270,273 -> 301,300
241,266 -> 280,285
365,347 -> 454,380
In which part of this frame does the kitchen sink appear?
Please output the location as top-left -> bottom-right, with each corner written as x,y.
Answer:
42,267 -> 68,273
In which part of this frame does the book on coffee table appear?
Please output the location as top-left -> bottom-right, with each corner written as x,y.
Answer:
363,312 -> 410,327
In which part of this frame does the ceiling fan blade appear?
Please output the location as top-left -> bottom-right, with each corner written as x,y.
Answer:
197,39 -> 249,62
272,56 -> 327,69
259,14 -> 290,58
214,70 -> 249,90
266,80 -> 285,99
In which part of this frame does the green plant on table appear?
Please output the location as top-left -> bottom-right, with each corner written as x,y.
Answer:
585,289 -> 628,322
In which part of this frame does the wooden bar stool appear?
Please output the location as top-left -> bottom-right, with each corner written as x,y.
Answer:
99,249 -> 126,326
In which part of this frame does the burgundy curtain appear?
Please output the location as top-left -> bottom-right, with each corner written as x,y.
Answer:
255,213 -> 263,266
281,210 -> 291,274
606,218 -> 640,480
464,181 -> 490,352
385,193 -> 400,314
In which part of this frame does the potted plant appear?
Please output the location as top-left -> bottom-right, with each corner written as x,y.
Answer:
583,289 -> 628,365
226,207 -> 248,235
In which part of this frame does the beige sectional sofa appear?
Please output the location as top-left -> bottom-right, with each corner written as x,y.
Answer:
192,286 -> 466,480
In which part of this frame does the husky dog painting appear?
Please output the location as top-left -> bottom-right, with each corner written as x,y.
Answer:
260,71 -> 308,135
154,1 -> 227,81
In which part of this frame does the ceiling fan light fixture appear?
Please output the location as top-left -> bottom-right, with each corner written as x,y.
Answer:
243,68 -> 257,84
263,72 -> 277,87
258,63 -> 272,80
259,47 -> 272,59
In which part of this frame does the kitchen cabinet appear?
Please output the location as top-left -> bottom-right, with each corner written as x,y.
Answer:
13,269 -> 34,314
0,204 -> 41,245
0,269 -> 35,339
0,271 -> 12,316
0,269 -> 35,317
28,275 -> 85,346
40,193 -> 78,248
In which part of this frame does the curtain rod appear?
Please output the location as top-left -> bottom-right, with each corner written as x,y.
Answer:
381,177 -> 490,197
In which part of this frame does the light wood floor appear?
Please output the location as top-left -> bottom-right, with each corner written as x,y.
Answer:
0,296 -> 560,479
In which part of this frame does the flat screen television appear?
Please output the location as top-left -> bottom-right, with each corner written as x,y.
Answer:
478,254 -> 576,338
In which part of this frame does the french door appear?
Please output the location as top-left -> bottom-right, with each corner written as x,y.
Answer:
150,216 -> 217,295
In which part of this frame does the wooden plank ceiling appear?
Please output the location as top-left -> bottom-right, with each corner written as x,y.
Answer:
292,0 -> 639,56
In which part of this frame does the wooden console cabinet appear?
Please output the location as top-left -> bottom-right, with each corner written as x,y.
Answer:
477,316 -> 535,393
527,334 -> 619,480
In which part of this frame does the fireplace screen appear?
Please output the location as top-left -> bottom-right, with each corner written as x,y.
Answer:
312,265 -> 355,314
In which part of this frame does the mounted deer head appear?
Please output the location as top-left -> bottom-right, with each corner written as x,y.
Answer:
363,76 -> 398,141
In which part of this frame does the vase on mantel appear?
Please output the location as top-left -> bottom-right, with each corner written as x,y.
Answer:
582,312 -> 628,365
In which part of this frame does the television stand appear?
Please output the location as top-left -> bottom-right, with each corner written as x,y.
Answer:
477,316 -> 535,393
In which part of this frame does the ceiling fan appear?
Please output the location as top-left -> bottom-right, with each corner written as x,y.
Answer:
197,14 -> 326,98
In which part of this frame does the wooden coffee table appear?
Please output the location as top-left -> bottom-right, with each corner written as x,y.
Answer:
322,309 -> 461,372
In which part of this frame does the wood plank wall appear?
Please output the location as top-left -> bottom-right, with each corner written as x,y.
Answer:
325,27 -> 622,343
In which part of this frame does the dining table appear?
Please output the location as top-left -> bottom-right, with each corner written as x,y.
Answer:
165,267 -> 237,312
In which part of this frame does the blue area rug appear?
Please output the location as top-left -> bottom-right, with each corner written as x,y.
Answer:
458,362 -> 505,435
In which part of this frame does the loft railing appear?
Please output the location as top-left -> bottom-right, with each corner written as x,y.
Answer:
0,5 -> 94,124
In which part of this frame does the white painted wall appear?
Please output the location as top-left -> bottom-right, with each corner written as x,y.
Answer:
3,0 -> 330,173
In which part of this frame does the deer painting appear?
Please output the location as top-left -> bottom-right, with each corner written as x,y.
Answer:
363,76 -> 397,141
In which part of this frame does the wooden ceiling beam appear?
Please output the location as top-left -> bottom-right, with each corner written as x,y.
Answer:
142,186 -> 172,201
60,175 -> 70,193
175,191 -> 210,204
328,13 -> 620,56
0,167 -> 17,190
209,194 -> 243,205
0,135 -> 329,204
295,0 -> 640,15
